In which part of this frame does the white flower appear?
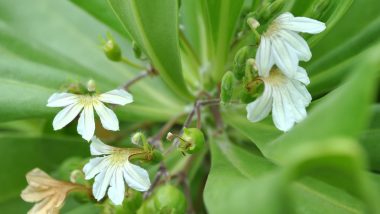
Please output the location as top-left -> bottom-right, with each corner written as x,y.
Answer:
21,168 -> 78,214
47,89 -> 133,141
246,67 -> 311,132
256,12 -> 326,78
83,137 -> 151,205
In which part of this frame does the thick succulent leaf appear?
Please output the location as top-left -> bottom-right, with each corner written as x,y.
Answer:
107,0 -> 191,99
0,0 -> 185,123
70,0 -> 129,37
308,0 -> 380,75
204,134 -> 376,213
360,105 -> 380,172
203,0 -> 245,81
0,135 -> 88,212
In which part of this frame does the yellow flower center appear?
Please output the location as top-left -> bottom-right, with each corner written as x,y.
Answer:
264,21 -> 280,37
262,69 -> 287,86
110,150 -> 130,166
78,95 -> 99,106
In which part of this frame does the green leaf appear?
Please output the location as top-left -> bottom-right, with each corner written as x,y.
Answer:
107,0 -> 192,99
70,0 -> 129,37
204,134 -> 375,213
360,105 -> 380,171
308,0 -> 380,75
0,0 -> 186,123
204,0 -> 245,81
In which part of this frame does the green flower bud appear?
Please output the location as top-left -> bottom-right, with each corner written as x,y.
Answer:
244,58 -> 256,83
131,132 -> 152,151
132,41 -> 143,59
153,185 -> 187,214
178,128 -> 205,154
137,197 -> 156,214
103,34 -> 122,61
55,157 -> 87,182
220,71 -> 235,104
257,0 -> 285,20
233,47 -> 255,80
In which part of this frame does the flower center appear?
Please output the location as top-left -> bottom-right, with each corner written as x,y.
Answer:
264,22 -> 280,37
263,69 -> 287,86
78,95 -> 98,106
110,150 -> 130,166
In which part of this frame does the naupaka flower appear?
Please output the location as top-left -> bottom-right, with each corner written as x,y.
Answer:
83,137 -> 151,205
20,168 -> 80,214
47,87 -> 133,141
256,12 -> 326,78
246,67 -> 311,131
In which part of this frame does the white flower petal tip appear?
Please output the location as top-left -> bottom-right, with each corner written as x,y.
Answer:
258,12 -> 325,77
99,89 -> 134,106
47,87 -> 132,140
83,138 -> 150,204
21,168 -> 76,214
246,68 -> 311,132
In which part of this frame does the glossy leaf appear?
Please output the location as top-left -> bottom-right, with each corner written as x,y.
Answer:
204,134 -> 375,213
108,0 -> 191,99
204,0 -> 245,81
0,0 -> 185,123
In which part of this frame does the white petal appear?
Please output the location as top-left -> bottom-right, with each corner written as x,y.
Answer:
271,87 -> 295,131
294,67 -> 310,85
271,36 -> 299,78
123,162 -> 150,192
83,157 -> 109,180
77,105 -> 95,141
274,12 -> 294,23
107,168 -> 125,205
92,165 -> 116,201
99,89 -> 133,106
289,79 -> 312,106
52,103 -> 83,130
280,16 -> 326,34
47,93 -> 79,107
256,36 -> 274,77
279,30 -> 311,61
93,101 -> 119,131
246,85 -> 273,122
90,137 -> 114,156
282,83 -> 307,122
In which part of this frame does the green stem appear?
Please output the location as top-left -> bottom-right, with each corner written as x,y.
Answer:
121,57 -> 146,70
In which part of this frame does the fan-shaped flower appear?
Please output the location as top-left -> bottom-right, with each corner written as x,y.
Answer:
47,89 -> 133,141
246,67 -> 311,131
83,137 -> 151,205
256,12 -> 326,78
21,168 -> 79,214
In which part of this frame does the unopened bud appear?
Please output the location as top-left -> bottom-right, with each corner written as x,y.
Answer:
86,79 -> 96,92
247,18 -> 260,30
220,71 -> 235,104
178,128 -> 205,154
233,47 -> 255,80
132,132 -> 144,146
166,132 -> 175,141
103,34 -> 122,61
244,58 -> 257,82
